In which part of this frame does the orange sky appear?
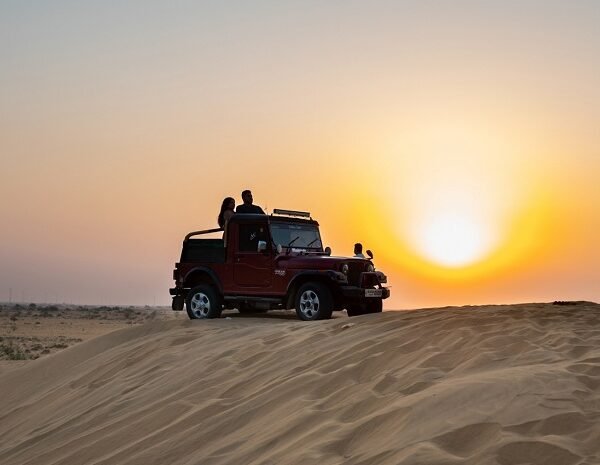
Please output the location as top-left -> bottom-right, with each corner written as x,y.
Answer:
1,2 -> 599,307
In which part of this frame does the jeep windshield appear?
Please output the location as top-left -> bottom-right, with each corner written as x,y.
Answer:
271,222 -> 323,251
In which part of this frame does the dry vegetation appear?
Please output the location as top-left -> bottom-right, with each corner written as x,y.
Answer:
0,303 -> 178,363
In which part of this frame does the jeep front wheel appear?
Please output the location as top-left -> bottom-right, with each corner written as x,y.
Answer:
186,285 -> 222,319
295,282 -> 333,321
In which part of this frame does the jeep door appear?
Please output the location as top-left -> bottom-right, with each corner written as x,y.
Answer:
233,222 -> 273,288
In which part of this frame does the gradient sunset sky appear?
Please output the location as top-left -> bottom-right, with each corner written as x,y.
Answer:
1,1 -> 599,308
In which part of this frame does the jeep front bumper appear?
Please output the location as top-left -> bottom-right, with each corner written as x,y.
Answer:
339,286 -> 390,300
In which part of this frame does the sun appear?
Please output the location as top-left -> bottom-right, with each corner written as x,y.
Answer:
384,123 -> 526,270
415,212 -> 493,267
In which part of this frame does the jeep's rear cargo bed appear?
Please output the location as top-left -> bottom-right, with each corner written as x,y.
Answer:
180,239 -> 226,263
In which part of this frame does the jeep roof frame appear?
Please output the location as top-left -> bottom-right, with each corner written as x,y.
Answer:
272,208 -> 311,219
184,212 -> 319,242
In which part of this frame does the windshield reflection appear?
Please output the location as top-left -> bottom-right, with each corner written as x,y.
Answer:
271,223 -> 322,250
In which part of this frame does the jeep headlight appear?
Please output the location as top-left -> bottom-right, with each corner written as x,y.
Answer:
341,263 -> 349,275
366,263 -> 374,272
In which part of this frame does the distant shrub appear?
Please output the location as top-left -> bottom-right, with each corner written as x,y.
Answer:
123,309 -> 135,319
50,343 -> 69,349
0,340 -> 28,360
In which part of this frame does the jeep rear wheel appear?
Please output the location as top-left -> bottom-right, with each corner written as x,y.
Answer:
186,285 -> 222,319
295,282 -> 333,321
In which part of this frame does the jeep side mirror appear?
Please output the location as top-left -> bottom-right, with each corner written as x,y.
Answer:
366,250 -> 373,260
324,246 -> 332,256
257,241 -> 267,253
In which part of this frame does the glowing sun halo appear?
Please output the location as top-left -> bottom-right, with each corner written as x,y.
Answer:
415,212 -> 493,268
387,123 -> 524,270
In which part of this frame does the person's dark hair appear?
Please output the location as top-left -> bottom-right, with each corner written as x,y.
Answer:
241,189 -> 251,197
218,197 -> 235,228
354,243 -> 363,254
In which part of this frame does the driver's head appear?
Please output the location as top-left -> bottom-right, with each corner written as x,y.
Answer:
241,189 -> 253,205
354,243 -> 363,254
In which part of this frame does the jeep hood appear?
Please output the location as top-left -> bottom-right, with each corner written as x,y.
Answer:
274,254 -> 369,270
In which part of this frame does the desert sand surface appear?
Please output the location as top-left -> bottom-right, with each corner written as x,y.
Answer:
0,302 -> 599,465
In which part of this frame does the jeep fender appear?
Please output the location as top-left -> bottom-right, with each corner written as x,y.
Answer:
285,271 -> 343,309
184,267 -> 223,294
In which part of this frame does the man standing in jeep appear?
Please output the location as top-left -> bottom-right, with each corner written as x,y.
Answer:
236,189 -> 265,214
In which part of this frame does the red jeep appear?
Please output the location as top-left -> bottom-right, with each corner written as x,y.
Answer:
170,209 -> 390,320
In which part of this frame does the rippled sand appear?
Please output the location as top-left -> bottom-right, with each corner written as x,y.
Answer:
0,302 -> 599,465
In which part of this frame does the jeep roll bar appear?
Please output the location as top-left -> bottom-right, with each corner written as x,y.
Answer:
184,228 -> 223,241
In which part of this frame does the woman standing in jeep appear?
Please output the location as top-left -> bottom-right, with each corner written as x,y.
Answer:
217,197 -> 235,239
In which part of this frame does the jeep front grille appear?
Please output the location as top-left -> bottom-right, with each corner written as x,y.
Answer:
347,263 -> 364,286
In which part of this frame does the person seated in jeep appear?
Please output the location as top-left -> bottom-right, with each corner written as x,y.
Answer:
235,189 -> 265,214
354,242 -> 366,258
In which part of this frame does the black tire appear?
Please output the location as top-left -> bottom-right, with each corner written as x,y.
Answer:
347,299 -> 383,317
347,304 -> 364,317
186,284 -> 222,319
172,295 -> 185,311
295,282 -> 334,321
366,299 -> 383,314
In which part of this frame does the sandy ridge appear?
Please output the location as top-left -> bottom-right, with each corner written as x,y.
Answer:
0,303 -> 599,465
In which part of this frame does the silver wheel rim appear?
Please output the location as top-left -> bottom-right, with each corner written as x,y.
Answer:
299,289 -> 320,319
190,292 -> 211,318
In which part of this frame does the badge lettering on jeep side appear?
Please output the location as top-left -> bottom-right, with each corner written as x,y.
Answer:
274,269 -> 286,276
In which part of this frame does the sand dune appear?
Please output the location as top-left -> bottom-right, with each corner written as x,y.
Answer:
0,303 -> 599,465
